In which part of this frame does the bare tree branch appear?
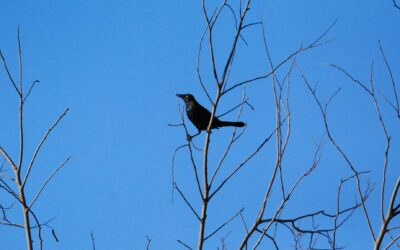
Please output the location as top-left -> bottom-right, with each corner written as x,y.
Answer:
197,26 -> 213,104
175,183 -> 201,221
23,80 -> 40,103
29,156 -> 71,209
328,57 -> 400,249
210,88 -> 248,186
29,208 -> 43,250
146,234 -> 151,250
0,28 -> 68,250
201,0 -> 221,85
0,49 -> 20,95
378,40 -> 399,118
23,108 -> 70,188
171,100 -> 204,198
0,147 -> 17,171
384,233 -> 400,250
0,179 -> 19,201
298,64 -> 376,241
209,116 -> 285,199
376,178 -> 400,249
251,140 -> 322,249
222,20 -> 337,96
204,208 -> 244,241
393,0 -> 400,10
177,239 -> 193,250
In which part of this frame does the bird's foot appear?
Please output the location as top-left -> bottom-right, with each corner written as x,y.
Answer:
186,131 -> 201,142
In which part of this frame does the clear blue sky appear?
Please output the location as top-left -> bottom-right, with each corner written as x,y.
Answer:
0,0 -> 399,249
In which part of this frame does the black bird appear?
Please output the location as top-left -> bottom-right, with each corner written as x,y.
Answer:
177,93 -> 245,138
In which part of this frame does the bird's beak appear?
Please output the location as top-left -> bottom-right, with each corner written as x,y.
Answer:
176,94 -> 184,99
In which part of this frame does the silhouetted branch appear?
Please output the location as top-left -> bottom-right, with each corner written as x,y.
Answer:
299,63 -> 376,242
377,178 -> 400,249
216,97 -> 253,119
251,140 -> 322,249
222,20 -> 337,96
0,29 -> 68,250
210,88 -> 248,186
145,235 -> 151,250
204,208 -> 244,241
385,233 -> 400,250
0,179 -> 19,201
177,239 -> 193,250
0,49 -> 19,95
175,183 -> 201,221
201,0 -> 221,85
0,147 -> 17,171
393,0 -> 400,10
327,56 -> 400,249
29,208 -> 43,250
172,101 -> 203,199
378,40 -> 399,118
90,231 -> 96,250
23,108 -> 70,188
210,115 -> 286,199
23,80 -> 40,103
170,143 -> 186,200
29,156 -> 71,208
333,172 -> 369,248
239,210 -> 249,234
197,26 -> 213,104
51,228 -> 58,242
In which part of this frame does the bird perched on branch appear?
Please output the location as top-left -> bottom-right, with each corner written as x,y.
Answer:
177,93 -> 245,139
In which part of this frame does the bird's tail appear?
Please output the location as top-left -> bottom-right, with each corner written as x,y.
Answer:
218,121 -> 246,128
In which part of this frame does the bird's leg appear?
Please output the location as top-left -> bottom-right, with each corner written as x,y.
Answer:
187,130 -> 201,141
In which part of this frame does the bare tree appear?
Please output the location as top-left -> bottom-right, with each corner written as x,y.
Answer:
0,29 -> 69,250
300,40 -> 400,249
171,1 -> 363,249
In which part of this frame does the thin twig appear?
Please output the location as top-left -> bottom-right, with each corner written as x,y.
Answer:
197,26 -> 213,104
146,235 -> 151,250
393,0 -> 400,10
29,208 -> 43,250
299,64 -> 376,241
175,183 -> 201,221
252,140 -> 322,249
0,179 -> 19,201
239,210 -> 249,234
177,239 -> 193,250
0,49 -> 19,94
0,147 -> 17,171
210,88 -> 248,186
23,108 -> 70,188
174,101 -> 204,199
171,144 -> 187,201
210,115 -> 287,199
216,98 -> 253,118
91,231 -> 96,250
23,80 -> 40,103
29,156 -> 71,208
222,20 -> 337,96
378,40 -> 399,118
204,208 -> 244,241
385,233 -> 400,250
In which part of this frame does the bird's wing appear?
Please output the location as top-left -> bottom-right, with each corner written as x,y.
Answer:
188,103 -> 214,130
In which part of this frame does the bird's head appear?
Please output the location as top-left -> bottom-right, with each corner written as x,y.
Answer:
176,93 -> 196,105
